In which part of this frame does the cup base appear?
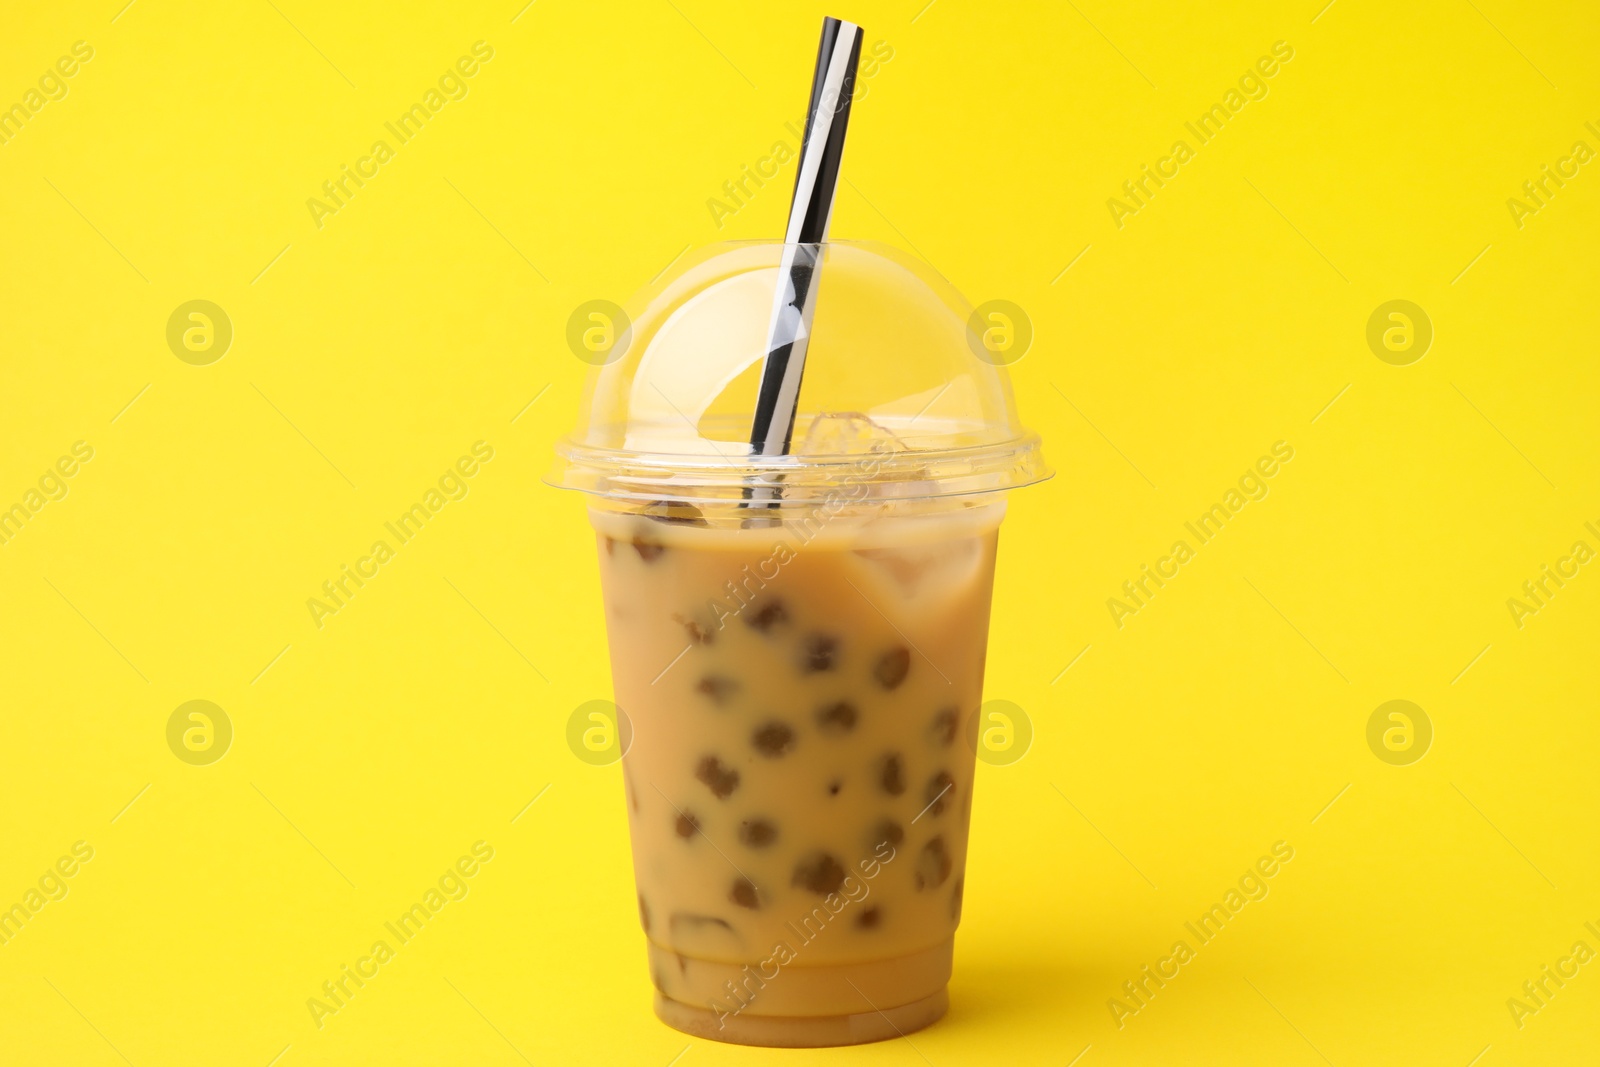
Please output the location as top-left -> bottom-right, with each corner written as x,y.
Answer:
654,986 -> 948,1047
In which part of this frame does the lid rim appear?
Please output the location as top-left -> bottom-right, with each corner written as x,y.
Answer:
546,432 -> 1052,503
553,429 -> 1047,470
541,471 -> 1054,506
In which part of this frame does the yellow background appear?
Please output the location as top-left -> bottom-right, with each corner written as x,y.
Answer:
2,0 -> 1597,1063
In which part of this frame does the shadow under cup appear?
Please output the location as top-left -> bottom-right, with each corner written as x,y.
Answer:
593,498 -> 1003,1047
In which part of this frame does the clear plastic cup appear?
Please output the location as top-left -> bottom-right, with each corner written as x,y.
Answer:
550,240 -> 1049,1046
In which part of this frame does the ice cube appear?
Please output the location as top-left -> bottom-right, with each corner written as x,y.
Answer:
796,412 -> 905,455
853,536 -> 981,600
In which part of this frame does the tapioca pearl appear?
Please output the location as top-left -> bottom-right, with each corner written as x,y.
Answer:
638,894 -> 651,932
729,878 -> 761,910
868,817 -> 904,851
799,634 -> 839,673
874,647 -> 911,690
669,912 -> 737,941
791,852 -> 848,895
928,707 -> 959,747
914,836 -> 953,891
877,753 -> 906,796
855,906 -> 883,930
738,818 -> 778,848
815,700 -> 858,735
740,511 -> 784,532
632,537 -> 665,562
746,599 -> 789,633
751,721 -> 796,758
674,810 -> 701,839
696,674 -> 740,706
644,499 -> 708,526
924,771 -> 955,817
694,755 -> 740,799
827,778 -> 843,797
673,612 -> 716,646
950,876 -> 965,921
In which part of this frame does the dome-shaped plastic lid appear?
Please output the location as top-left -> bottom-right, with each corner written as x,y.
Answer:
551,240 -> 1050,507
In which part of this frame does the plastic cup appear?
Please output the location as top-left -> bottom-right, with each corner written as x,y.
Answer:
551,240 -> 1048,1047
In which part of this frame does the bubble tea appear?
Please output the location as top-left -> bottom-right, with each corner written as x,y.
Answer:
552,240 -> 1048,1046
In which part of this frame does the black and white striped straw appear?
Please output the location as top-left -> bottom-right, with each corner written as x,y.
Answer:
746,16 -> 863,505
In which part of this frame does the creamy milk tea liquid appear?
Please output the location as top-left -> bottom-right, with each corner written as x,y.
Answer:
594,500 -> 1001,1045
